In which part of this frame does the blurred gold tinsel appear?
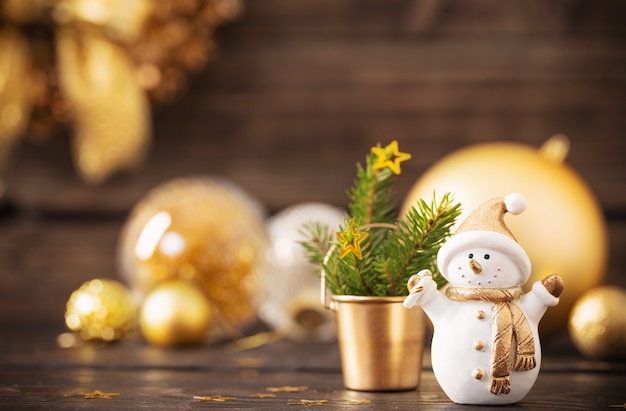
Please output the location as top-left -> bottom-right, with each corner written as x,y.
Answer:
0,0 -> 242,185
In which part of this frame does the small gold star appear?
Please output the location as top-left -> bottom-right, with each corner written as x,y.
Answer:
193,395 -> 236,402
78,390 -> 120,399
337,219 -> 369,259
346,399 -> 371,404
371,140 -> 411,175
287,399 -> 329,407
267,386 -> 309,393
251,392 -> 277,398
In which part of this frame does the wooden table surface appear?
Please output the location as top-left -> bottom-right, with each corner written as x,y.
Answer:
2,0 -> 626,409
1,303 -> 625,410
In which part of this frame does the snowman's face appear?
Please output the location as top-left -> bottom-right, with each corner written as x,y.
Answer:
444,248 -> 522,288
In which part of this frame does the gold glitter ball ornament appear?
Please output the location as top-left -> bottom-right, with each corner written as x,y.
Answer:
118,176 -> 269,338
569,286 -> 626,360
139,280 -> 211,347
65,278 -> 135,342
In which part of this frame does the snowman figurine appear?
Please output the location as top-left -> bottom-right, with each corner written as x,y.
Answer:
403,193 -> 564,405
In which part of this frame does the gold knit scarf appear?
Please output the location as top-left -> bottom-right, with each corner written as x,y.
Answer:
446,286 -> 536,395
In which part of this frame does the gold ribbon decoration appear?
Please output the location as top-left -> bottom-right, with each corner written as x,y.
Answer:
53,0 -> 153,183
446,286 -> 537,395
55,24 -> 151,183
0,0 -> 242,184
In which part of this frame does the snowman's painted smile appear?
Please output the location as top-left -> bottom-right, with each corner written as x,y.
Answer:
453,252 -> 506,287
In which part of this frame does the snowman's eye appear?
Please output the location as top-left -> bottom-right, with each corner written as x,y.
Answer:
484,254 -> 490,260
468,253 -> 474,259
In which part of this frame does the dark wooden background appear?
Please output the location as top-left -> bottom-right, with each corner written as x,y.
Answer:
1,1 -> 625,409
3,0 -> 625,319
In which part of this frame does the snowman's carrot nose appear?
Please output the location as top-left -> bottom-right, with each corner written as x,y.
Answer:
469,259 -> 482,274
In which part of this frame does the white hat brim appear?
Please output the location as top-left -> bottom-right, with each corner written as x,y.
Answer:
437,230 -> 531,284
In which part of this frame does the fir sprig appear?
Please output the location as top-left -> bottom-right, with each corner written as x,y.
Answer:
301,141 -> 461,296
372,193 -> 461,295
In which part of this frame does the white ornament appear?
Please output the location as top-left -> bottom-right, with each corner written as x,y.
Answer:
259,202 -> 345,342
404,194 -> 563,405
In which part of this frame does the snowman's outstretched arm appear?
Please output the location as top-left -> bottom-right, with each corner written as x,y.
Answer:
403,270 -> 449,321
519,274 -> 564,324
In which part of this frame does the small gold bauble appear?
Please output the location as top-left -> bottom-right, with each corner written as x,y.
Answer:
569,286 -> 626,360
401,136 -> 608,336
118,176 -> 269,338
138,280 -> 211,347
65,278 -> 135,342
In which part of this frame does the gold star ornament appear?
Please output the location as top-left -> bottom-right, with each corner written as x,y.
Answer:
337,219 -> 369,259
371,140 -> 411,175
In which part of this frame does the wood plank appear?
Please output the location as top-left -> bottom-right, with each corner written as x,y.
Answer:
1,213 -> 625,332
0,347 -> 624,410
233,0 -> 626,35
3,0 -> 625,213
7,111 -> 625,213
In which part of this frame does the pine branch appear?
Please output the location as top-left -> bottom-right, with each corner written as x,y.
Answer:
375,193 -> 462,295
300,141 -> 461,297
299,222 -> 344,293
347,154 -> 396,226
299,222 -> 332,266
340,146 -> 398,294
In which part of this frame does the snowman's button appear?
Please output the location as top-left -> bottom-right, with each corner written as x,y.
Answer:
472,368 -> 484,380
473,340 -> 485,350
476,310 -> 486,319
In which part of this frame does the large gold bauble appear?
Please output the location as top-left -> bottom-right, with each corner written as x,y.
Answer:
569,286 -> 626,360
401,136 -> 608,336
139,280 -> 211,347
65,278 -> 135,342
118,176 -> 269,338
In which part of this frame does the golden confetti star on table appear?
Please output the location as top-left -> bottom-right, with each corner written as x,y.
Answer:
287,399 -> 329,407
251,392 -> 277,398
78,390 -> 120,399
346,399 -> 371,404
371,140 -> 411,175
193,395 -> 236,402
337,219 -> 369,259
266,386 -> 309,393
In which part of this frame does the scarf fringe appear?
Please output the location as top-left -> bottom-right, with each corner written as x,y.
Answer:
514,354 -> 536,371
490,376 -> 512,395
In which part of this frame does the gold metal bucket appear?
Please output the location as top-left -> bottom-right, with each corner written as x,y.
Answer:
322,277 -> 425,391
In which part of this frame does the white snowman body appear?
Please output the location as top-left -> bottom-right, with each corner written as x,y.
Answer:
404,194 -> 561,405
430,298 -> 540,405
